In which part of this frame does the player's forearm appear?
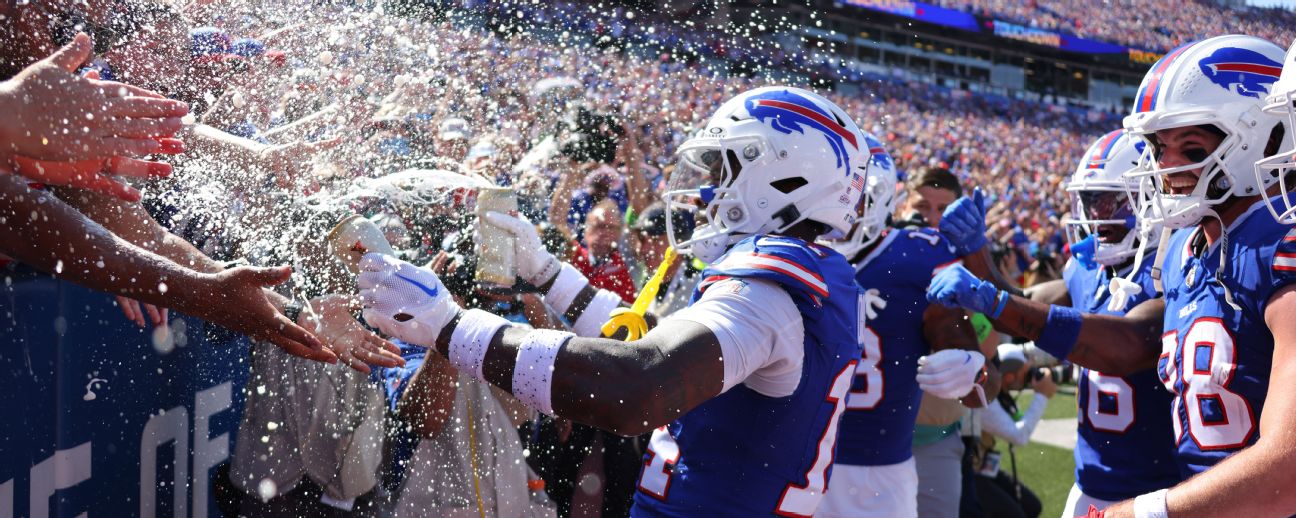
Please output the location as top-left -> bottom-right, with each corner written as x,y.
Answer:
433,317 -> 718,436
1105,436 -> 1296,517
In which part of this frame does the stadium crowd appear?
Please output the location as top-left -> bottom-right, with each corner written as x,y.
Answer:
8,0 -> 1296,517
938,0 -> 1296,53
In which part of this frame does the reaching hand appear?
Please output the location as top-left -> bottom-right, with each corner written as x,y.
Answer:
358,253 -> 461,347
926,264 -> 1006,318
259,137 -> 343,188
181,265 -> 335,364
916,349 -> 986,400
11,143 -> 183,202
114,295 -> 168,329
0,33 -> 189,162
300,294 -> 405,374
483,211 -> 561,285
939,187 -> 988,256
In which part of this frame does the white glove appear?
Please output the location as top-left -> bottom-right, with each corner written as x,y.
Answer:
483,211 -> 560,285
916,349 -> 985,400
862,288 -> 888,321
357,253 -> 460,347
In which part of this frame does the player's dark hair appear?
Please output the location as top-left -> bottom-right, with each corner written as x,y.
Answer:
908,167 -> 963,198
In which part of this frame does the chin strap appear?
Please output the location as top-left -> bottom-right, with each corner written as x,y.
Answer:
1206,212 -> 1243,312
1107,225 -> 1168,312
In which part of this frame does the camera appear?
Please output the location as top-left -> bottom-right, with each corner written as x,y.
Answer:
1029,367 -> 1054,383
558,107 -> 624,164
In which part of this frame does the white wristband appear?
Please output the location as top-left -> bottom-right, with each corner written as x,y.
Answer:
572,289 -> 624,338
512,329 -> 573,415
448,309 -> 510,381
1133,489 -> 1169,518
543,263 -> 587,315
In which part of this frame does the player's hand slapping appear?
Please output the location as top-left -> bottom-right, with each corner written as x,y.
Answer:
358,253 -> 462,348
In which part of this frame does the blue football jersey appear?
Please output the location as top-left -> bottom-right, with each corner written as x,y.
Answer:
1064,257 -> 1182,501
1158,201 -> 1296,475
836,228 -> 959,466
631,235 -> 862,518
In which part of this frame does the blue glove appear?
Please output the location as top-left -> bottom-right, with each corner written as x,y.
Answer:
926,264 -> 1006,318
940,187 -> 988,256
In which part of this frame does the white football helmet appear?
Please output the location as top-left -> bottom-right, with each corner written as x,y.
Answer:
664,86 -> 870,261
1123,34 -> 1291,229
1065,130 -> 1159,266
1255,39 -> 1296,224
826,133 -> 899,261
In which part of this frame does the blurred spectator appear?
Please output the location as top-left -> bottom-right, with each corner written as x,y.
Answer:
897,166 -> 964,229
568,200 -> 636,304
628,202 -> 699,317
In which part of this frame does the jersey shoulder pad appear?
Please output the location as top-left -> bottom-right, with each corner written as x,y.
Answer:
704,235 -> 832,299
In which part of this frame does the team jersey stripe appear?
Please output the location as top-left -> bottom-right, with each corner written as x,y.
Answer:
718,253 -> 829,297
1275,254 -> 1296,271
752,99 -> 859,149
1137,42 -> 1196,113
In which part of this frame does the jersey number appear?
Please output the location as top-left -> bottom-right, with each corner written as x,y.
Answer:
1084,371 -> 1135,433
1162,318 -> 1255,450
775,361 -> 857,517
638,427 -> 681,501
848,327 -> 883,410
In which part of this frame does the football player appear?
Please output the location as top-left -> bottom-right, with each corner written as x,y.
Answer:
358,86 -> 868,517
927,35 -> 1296,517
817,136 -> 994,518
1038,130 -> 1183,515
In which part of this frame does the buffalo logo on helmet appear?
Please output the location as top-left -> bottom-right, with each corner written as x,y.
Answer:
1198,47 -> 1283,99
744,89 -> 859,174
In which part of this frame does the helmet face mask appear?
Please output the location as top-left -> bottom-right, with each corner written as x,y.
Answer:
663,86 -> 870,259
1122,35 -> 1290,230
1255,40 -> 1296,224
1066,130 -> 1153,266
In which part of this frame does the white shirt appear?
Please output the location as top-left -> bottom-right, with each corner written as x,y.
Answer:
978,393 -> 1049,447
667,278 -> 805,397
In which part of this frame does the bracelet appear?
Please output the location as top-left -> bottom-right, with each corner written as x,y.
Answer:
1036,305 -> 1083,361
989,290 -> 1009,319
572,289 -> 624,338
448,309 -> 510,381
512,329 -> 574,415
543,264 -> 587,315
1133,488 -> 1169,518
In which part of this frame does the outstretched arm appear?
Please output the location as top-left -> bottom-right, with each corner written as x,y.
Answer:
928,264 -> 1161,375
358,253 -> 727,436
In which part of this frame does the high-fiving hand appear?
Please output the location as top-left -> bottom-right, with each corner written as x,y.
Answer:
358,253 -> 461,347
0,33 -> 188,162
